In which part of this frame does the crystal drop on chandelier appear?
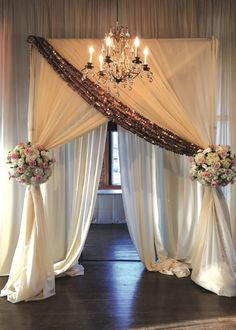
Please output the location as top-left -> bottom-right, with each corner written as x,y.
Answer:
82,22 -> 153,94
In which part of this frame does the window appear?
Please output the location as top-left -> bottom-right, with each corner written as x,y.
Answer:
99,122 -> 121,189
111,131 -> 121,185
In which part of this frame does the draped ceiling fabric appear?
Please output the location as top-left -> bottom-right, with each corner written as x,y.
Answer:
1,34 -> 236,302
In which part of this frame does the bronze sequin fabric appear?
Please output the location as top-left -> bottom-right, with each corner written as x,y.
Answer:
27,35 -> 201,156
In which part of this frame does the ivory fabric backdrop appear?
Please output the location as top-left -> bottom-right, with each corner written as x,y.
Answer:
2,35 -> 236,300
0,0 -> 236,292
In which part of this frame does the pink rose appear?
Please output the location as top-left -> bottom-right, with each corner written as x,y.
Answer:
17,166 -> 26,173
29,160 -> 37,168
24,148 -> 32,156
203,171 -> 210,177
199,158 -> 206,164
220,151 -> 227,158
37,144 -> 45,151
42,162 -> 49,168
35,175 -> 43,181
211,180 -> 217,188
213,162 -> 221,170
11,152 -> 19,160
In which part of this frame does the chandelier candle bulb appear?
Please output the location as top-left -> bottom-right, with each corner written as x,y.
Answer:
106,37 -> 112,56
99,54 -> 104,71
144,48 -> 148,65
134,37 -> 140,57
89,46 -> 94,63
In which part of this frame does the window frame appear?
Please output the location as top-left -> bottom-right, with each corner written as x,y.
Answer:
98,122 -> 121,190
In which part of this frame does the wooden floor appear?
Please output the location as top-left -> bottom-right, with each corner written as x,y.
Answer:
82,224 -> 140,261
0,224 -> 236,330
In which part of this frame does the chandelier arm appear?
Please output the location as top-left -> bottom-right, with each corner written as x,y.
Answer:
27,35 -> 201,156
108,67 -> 146,83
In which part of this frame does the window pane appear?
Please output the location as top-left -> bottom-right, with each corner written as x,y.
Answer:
111,131 -> 121,185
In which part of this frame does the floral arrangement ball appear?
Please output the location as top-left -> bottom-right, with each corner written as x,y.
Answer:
7,142 -> 55,185
190,145 -> 236,187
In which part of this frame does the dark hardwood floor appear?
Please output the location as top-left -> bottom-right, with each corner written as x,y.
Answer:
0,224 -> 236,330
82,224 -> 140,261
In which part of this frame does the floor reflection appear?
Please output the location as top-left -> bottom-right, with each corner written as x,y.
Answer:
107,262 -> 145,329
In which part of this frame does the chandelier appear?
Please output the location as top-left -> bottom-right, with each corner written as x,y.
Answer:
82,21 -> 153,94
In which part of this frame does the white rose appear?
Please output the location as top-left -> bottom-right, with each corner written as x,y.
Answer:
40,150 -> 49,157
18,159 -> 25,166
34,168 -> 44,176
37,158 -> 43,165
11,159 -> 18,166
203,147 -> 212,154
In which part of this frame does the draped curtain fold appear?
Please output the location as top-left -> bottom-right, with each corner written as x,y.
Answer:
1,46 -> 108,302
118,38 -> 236,296
53,123 -> 107,276
118,128 -> 200,276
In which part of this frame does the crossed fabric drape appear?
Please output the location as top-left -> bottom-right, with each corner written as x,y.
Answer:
49,39 -> 207,148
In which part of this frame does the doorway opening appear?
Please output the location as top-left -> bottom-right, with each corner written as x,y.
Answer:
82,122 -> 140,262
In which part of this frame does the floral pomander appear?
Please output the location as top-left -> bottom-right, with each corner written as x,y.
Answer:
190,144 -> 236,187
7,142 -> 55,185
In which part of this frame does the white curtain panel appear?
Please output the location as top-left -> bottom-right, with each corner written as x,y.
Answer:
118,38 -> 236,296
0,46 -> 108,303
53,124 -> 107,276
1,184 -> 55,303
191,186 -> 236,296
118,127 -> 202,275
